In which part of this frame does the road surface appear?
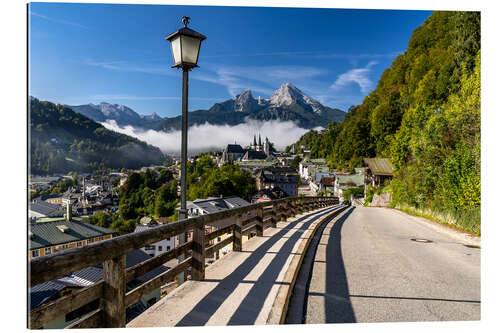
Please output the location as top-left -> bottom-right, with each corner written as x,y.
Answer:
286,206 -> 480,323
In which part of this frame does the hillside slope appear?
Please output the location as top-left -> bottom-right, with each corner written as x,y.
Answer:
289,11 -> 480,233
30,98 -> 165,175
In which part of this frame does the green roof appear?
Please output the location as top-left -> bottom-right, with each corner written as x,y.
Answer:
302,158 -> 327,166
336,173 -> 364,187
29,219 -> 115,250
36,217 -> 66,223
236,161 -> 275,167
363,158 -> 394,176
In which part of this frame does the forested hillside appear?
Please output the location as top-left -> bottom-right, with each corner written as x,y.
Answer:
30,98 -> 165,175
288,11 -> 480,233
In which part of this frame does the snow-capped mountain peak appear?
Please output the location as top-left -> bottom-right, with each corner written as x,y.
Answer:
269,82 -> 323,114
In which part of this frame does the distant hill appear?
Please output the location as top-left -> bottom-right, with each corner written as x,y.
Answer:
67,102 -> 163,129
30,98 -> 165,175
158,83 -> 346,131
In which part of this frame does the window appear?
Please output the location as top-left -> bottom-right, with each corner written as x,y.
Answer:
57,244 -> 69,251
32,249 -> 39,258
217,237 -> 221,242
87,237 -> 94,244
166,246 -> 171,251
145,245 -> 155,251
166,237 -> 170,241
45,247 -> 51,255
77,241 -> 83,247
158,246 -> 163,252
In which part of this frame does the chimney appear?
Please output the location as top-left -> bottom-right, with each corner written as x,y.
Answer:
66,201 -> 72,221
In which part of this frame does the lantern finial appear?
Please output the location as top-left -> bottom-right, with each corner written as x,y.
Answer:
182,16 -> 190,28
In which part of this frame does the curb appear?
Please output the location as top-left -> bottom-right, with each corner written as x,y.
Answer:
266,205 -> 348,325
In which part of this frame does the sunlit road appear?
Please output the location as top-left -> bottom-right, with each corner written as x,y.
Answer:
287,206 -> 480,323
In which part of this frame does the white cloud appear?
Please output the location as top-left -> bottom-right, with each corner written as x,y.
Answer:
194,64 -> 326,98
88,94 -> 222,102
101,119 -> 318,154
330,61 -> 378,94
30,11 -> 89,29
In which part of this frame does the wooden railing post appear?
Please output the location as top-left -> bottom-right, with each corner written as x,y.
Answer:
256,205 -> 264,236
233,214 -> 242,252
102,255 -> 126,328
271,202 -> 278,228
282,201 -> 288,222
192,221 -> 205,281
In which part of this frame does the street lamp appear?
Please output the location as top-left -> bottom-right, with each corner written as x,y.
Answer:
166,16 -> 206,284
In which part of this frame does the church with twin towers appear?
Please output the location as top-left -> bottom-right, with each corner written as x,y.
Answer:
220,133 -> 276,165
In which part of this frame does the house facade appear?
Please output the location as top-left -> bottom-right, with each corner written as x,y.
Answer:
255,167 -> 299,197
134,217 -> 176,257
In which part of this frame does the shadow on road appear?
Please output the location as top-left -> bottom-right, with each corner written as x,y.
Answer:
323,206 -> 357,323
175,206 -> 338,327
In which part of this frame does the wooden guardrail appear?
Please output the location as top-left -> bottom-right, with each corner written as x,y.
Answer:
29,196 -> 338,328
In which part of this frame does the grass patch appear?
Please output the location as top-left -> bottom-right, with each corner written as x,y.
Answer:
394,205 -> 480,236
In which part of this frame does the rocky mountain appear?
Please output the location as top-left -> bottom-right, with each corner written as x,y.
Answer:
68,102 -> 164,129
159,83 -> 345,131
30,98 -> 165,175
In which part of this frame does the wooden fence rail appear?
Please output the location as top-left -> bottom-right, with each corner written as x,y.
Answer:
29,196 -> 338,329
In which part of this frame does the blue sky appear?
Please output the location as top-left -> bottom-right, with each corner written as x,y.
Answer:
29,3 -> 432,117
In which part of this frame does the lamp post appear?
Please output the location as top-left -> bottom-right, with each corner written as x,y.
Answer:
166,16 -> 206,284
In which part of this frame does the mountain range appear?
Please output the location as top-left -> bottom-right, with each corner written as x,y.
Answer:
67,83 -> 345,131
68,102 -> 164,129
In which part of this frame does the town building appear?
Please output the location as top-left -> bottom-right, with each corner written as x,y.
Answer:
134,216 -> 176,258
251,187 -> 288,203
333,173 -> 365,199
29,216 -> 115,259
362,157 -> 395,187
299,158 -> 328,180
319,177 -> 336,193
220,135 -> 277,166
29,200 -> 65,219
255,167 -> 299,197
220,144 -> 246,164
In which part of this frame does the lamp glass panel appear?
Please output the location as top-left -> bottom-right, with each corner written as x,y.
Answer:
181,35 -> 201,64
170,36 -> 182,66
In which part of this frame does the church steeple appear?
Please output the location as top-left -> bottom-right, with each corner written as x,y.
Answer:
258,134 -> 262,146
253,135 -> 257,146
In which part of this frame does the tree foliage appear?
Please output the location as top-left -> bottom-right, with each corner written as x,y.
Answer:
187,154 -> 257,201
288,11 -> 481,233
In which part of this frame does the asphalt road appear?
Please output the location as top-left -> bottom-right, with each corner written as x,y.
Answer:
286,206 -> 480,324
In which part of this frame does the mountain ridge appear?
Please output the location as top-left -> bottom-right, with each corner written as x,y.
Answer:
64,83 -> 346,131
159,83 -> 346,131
